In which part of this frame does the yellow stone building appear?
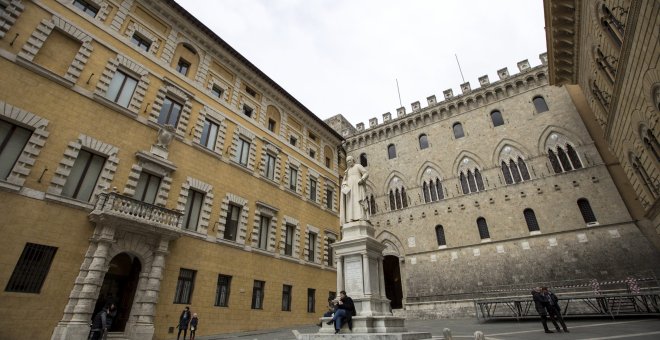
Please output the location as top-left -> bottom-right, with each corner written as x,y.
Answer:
0,1 -> 344,339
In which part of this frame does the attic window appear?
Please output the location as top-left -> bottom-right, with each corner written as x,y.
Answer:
242,105 -> 253,118
246,86 -> 257,97
309,132 -> 317,141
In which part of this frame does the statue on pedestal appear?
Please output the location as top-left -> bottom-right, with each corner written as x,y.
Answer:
340,156 -> 369,225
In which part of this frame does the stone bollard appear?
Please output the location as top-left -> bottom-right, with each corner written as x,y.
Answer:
443,328 -> 453,340
474,330 -> 485,340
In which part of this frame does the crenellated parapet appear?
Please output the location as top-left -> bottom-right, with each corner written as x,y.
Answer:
343,54 -> 549,151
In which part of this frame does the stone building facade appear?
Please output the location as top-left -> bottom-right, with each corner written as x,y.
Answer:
544,0 -> 659,250
334,56 -> 660,317
0,1 -> 343,339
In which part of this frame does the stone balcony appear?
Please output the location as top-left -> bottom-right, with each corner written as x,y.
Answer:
89,192 -> 183,239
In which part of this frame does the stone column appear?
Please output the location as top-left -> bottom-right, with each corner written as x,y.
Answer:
336,255 -> 344,292
132,239 -> 169,340
378,256 -> 386,299
362,253 -> 372,296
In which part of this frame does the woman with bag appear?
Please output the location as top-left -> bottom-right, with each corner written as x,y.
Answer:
189,313 -> 199,340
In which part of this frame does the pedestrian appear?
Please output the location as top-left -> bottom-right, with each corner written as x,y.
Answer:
532,287 -> 561,333
176,306 -> 191,340
102,303 -> 117,340
189,313 -> 199,340
89,305 -> 109,340
326,291 -> 356,334
542,287 -> 569,333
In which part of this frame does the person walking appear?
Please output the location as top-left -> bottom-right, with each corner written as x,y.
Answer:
542,287 -> 569,333
176,306 -> 191,340
326,291 -> 356,334
89,305 -> 109,340
532,287 -> 561,333
189,313 -> 199,340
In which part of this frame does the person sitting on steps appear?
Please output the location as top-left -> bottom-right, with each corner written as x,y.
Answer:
326,291 -> 356,334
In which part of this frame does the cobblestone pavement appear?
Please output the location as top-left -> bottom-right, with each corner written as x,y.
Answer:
194,317 -> 660,340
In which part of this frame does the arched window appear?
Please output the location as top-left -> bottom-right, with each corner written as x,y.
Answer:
510,159 -> 522,183
419,134 -> 429,149
533,96 -> 549,113
389,187 -> 407,210
502,157 -> 531,184
524,208 -> 540,232
452,122 -> 464,139
490,110 -> 504,127
389,191 -> 395,211
577,198 -> 597,224
387,144 -> 396,159
518,157 -> 531,180
548,149 -> 563,173
566,144 -> 583,169
394,188 -> 402,209
368,194 -> 377,214
477,217 -> 490,240
596,48 -> 616,84
460,172 -> 469,194
631,154 -> 659,199
549,144 -> 582,174
460,169 -> 484,194
475,169 -> 485,191
422,178 -> 444,203
601,5 -> 624,48
359,153 -> 368,167
642,127 -> 660,162
401,187 -> 408,208
557,147 -> 572,171
435,179 -> 444,200
422,182 -> 430,203
501,161 -> 513,184
435,225 -> 446,247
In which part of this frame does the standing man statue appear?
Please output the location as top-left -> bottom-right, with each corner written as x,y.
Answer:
340,155 -> 369,225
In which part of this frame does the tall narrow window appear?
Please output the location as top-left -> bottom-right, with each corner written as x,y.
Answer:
510,159 -> 522,183
251,280 -> 265,309
460,173 -> 469,194
309,178 -> 317,202
490,110 -> 504,126
5,243 -> 57,293
387,144 -> 397,159
215,275 -> 231,307
477,217 -> 490,240
264,154 -> 276,180
289,168 -> 298,191
577,198 -> 597,224
548,149 -> 563,173
308,232 -> 317,262
72,0 -> 98,17
601,5 -> 623,48
0,120 -> 32,180
475,169 -> 485,191
501,161 -> 513,184
282,284 -> 292,311
533,96 -> 549,113
173,268 -> 196,304
325,188 -> 333,210
224,204 -> 241,241
307,288 -> 316,313
325,156 -> 331,168
237,138 -> 250,166
419,134 -> 429,149
632,155 -> 659,198
453,122 -> 464,138
133,172 -> 161,204
557,147 -> 573,171
106,70 -> 137,108
61,149 -> 106,202
566,144 -> 583,169
176,58 -> 190,76
327,239 -> 335,266
642,128 -> 660,162
435,225 -> 446,247
389,191 -> 396,210
422,182 -> 430,203
467,171 -> 477,192
257,216 -> 270,250
200,119 -> 219,150
524,208 -> 540,232
157,97 -> 183,127
268,119 -> 276,132
182,190 -> 204,230
359,153 -> 368,167
518,157 -> 531,180
369,194 -> 377,214
436,180 -> 444,200
284,224 -> 295,256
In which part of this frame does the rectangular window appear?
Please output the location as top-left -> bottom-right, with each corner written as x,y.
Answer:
289,168 -> 298,191
258,215 -> 270,250
182,189 -> 204,230
224,203 -> 241,241
284,224 -> 295,256
309,178 -> 317,202
264,154 -> 275,180
326,188 -> 333,210
61,149 -> 106,202
245,86 -> 257,97
325,157 -> 331,168
0,120 -> 32,180
200,119 -> 219,150
130,33 -> 151,52
133,172 -> 161,204
309,149 -> 316,158
215,274 -> 231,307
237,138 -> 250,166
157,97 -> 183,127
282,284 -> 292,311
242,105 -> 253,118
308,232 -> 317,262
251,280 -> 265,309
309,132 -> 317,141
173,268 -> 196,304
176,58 -> 190,76
72,0 -> 98,17
268,119 -> 276,132
307,288 -> 316,313
5,243 -> 57,293
106,70 -> 138,108
327,239 -> 334,266
289,136 -> 297,146
211,85 -> 224,99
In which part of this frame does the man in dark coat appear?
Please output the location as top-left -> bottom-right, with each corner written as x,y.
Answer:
177,306 -> 191,340
542,287 -> 569,332
532,287 -> 561,333
326,291 -> 356,334
89,305 -> 109,340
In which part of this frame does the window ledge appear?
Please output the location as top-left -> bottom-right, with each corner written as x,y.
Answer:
251,247 -> 276,257
92,93 -> 139,119
216,238 -> 247,250
0,180 -> 21,193
192,143 -> 224,160
529,230 -> 542,236
438,245 -> 448,249
280,255 -> 302,264
15,56 -> 75,88
586,222 -> 600,227
228,159 -> 254,175
44,193 -> 94,211
480,238 -> 492,243
180,228 -> 207,240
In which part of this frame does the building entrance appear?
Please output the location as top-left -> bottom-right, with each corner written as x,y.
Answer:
93,253 -> 141,332
383,255 -> 403,309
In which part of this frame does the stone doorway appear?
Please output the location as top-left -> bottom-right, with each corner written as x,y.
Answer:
383,255 -> 403,309
93,253 -> 141,332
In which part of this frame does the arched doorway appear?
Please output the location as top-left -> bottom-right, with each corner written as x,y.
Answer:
93,253 -> 141,332
383,255 -> 403,309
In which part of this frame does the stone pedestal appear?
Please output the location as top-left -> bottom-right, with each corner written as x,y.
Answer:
298,221 -> 431,339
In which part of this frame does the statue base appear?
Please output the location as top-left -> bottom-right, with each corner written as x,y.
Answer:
296,316 -> 431,339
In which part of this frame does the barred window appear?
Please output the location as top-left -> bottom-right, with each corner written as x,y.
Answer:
215,274 -> 231,307
173,268 -> 196,304
282,284 -> 292,311
435,225 -> 446,247
5,243 -> 57,293
477,217 -> 490,240
252,280 -> 265,309
524,208 -> 540,232
577,198 -> 597,224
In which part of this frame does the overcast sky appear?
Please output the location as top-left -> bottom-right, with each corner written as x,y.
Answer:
179,0 -> 548,127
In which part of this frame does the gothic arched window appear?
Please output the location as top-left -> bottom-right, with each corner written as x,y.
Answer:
435,225 -> 446,247
453,122 -> 464,139
419,134 -> 429,149
524,208 -> 540,232
577,198 -> 597,224
549,144 -> 582,174
359,153 -> 368,167
387,144 -> 396,159
477,217 -> 490,240
490,110 -> 504,127
533,96 -> 549,113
